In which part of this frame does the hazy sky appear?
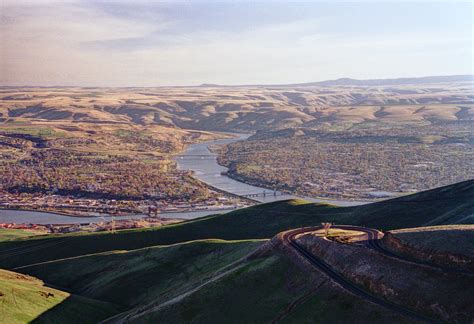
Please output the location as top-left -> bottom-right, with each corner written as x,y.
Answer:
1,0 -> 473,86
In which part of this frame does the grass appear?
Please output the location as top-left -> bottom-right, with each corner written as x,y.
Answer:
0,180 -> 470,322
15,239 -> 263,309
113,129 -> 146,138
0,180 -> 472,269
0,269 -> 121,324
390,225 -> 474,259
116,253 -> 404,323
337,179 -> 474,229
130,256 -> 305,323
0,229 -> 46,242
325,229 -> 362,238
0,87 -> 472,322
0,127 -> 66,138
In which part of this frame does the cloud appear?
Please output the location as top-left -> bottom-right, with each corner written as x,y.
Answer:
0,1 -> 472,86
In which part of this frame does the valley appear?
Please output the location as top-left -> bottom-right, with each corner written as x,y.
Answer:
1,77 -> 473,217
2,1 -> 474,322
0,121 -> 249,219
0,77 -> 473,323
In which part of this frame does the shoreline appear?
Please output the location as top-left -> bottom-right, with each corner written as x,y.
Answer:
176,133 -> 372,206
0,131 -> 244,222
0,207 -> 94,218
0,205 -> 240,220
221,169 -> 377,203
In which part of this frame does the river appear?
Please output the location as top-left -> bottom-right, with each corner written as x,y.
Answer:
0,209 -> 228,225
0,133 -> 367,225
176,133 -> 368,206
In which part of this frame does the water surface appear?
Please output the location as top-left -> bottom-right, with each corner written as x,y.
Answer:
0,133 -> 368,225
176,133 -> 368,206
0,209 -> 229,225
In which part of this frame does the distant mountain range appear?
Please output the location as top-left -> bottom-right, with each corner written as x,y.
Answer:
2,82 -> 473,132
200,75 -> 474,88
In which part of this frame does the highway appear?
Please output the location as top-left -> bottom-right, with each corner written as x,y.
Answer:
336,225 -> 474,276
283,226 -> 439,323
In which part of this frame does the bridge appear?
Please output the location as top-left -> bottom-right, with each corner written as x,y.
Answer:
176,155 -> 215,159
241,190 -> 285,198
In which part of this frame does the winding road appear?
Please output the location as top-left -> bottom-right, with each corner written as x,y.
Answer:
337,225 -> 474,276
283,226 -> 439,323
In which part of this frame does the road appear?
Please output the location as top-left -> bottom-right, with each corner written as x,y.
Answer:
336,225 -> 473,276
283,226 -> 438,323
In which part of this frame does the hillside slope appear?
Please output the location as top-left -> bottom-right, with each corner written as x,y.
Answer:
105,225 -> 474,323
0,269 -> 121,324
13,239 -> 262,309
342,179 -> 474,229
0,180 -> 472,269
384,225 -> 474,271
2,82 -> 473,132
102,249 -> 410,323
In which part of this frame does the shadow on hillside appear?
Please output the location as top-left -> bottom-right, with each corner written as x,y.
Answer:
31,294 -> 121,324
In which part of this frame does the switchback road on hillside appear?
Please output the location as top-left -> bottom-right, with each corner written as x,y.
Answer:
283,227 -> 438,323
335,225 -> 474,276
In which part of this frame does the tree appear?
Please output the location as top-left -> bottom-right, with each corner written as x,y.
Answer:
321,222 -> 332,238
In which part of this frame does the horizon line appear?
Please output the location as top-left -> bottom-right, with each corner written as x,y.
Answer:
1,74 -> 473,89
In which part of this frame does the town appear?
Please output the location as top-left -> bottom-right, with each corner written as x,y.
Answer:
0,187 -> 249,220
218,122 -> 474,200
0,215 -> 182,234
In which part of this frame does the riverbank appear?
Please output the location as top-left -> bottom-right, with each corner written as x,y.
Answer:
0,207 -> 92,218
0,207 -> 238,225
0,204 -> 243,219
176,133 -> 369,207
222,169 -> 375,203
0,132 -> 366,226
0,215 -> 184,236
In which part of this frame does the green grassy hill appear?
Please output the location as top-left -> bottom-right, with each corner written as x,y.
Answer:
0,180 -> 472,269
14,239 -> 262,309
385,225 -> 474,271
105,252 -> 408,324
0,269 -> 121,324
343,179 -> 474,229
0,229 -> 45,242
0,180 -> 472,322
389,225 -> 474,258
15,240 -> 407,323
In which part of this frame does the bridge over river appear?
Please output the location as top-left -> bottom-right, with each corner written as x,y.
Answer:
0,134 -> 369,225
175,133 -> 368,207
242,191 -> 285,198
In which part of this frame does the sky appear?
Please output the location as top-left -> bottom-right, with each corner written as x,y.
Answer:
0,0 -> 473,86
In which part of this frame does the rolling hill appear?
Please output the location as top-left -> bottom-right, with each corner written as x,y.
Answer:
0,179 -> 472,322
0,269 -> 121,323
13,240 -> 262,313
1,77 -> 473,132
0,179 -> 472,269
